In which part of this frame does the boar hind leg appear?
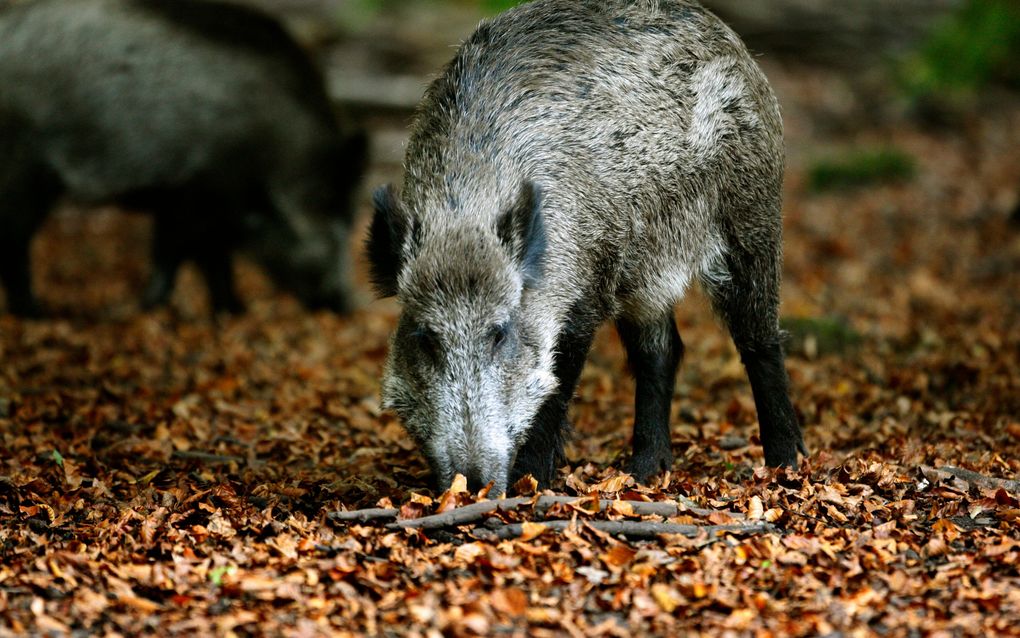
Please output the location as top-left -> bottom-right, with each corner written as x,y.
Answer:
703,243 -> 806,468
141,214 -> 186,310
511,324 -> 596,489
617,312 -> 683,482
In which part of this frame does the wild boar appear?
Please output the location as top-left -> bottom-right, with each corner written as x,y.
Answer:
0,0 -> 366,315
368,0 -> 807,495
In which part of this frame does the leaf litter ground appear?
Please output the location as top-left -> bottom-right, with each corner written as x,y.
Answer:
1,64 -> 1018,637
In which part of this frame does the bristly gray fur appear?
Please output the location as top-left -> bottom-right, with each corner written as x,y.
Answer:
370,0 -> 805,495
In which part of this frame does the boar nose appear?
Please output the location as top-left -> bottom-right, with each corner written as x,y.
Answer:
466,469 -> 488,493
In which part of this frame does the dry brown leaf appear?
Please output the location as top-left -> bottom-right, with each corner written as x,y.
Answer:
589,473 -> 634,494
518,521 -> 549,542
454,542 -> 486,564
449,474 -> 468,495
490,587 -> 528,617
269,535 -> 298,560
708,511 -> 736,525
409,492 -> 434,506
512,474 -> 539,496
609,500 -> 636,517
600,544 -> 637,569
932,518 -> 960,541
747,495 -> 764,520
651,584 -> 684,613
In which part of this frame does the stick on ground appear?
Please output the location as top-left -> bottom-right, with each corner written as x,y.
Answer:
331,495 -> 742,528
171,450 -> 245,465
475,520 -> 776,541
922,465 -> 1020,493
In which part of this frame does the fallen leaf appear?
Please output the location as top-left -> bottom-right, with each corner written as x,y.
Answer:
747,495 -> 764,520
518,521 -> 548,542
589,473 -> 633,493
454,542 -> 486,564
491,587 -> 528,616
651,584 -> 684,613
600,544 -> 636,569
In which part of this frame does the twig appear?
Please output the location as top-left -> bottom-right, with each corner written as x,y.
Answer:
387,498 -> 531,530
171,450 -> 245,465
331,495 -> 742,528
922,465 -> 1020,493
475,520 -> 776,541
0,586 -> 32,595
332,507 -> 400,523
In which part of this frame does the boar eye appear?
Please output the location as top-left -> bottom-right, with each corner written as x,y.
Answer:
488,322 -> 512,355
413,326 -> 441,362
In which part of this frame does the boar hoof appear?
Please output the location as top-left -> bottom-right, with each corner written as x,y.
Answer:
7,299 -> 42,318
627,449 -> 673,484
211,296 -> 245,316
511,450 -> 558,490
763,434 -> 807,470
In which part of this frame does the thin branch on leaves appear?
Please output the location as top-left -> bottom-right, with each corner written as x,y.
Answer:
332,507 -> 404,523
171,450 -> 245,465
475,520 -> 777,541
331,495 -> 742,529
922,465 -> 1020,493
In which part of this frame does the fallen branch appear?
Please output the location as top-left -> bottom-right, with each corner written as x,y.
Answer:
171,450 -> 245,465
332,507 -> 402,523
331,495 -> 740,528
388,497 -> 528,531
475,520 -> 776,541
922,465 -> 1020,493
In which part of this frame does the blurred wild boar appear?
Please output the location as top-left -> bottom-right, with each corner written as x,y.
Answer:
0,0 -> 366,315
368,0 -> 807,495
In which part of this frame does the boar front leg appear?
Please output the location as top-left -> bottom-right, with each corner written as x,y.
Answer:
141,214 -> 186,311
617,312 -> 683,482
194,248 -> 243,314
0,237 -> 39,317
142,214 -> 243,314
511,323 -> 596,489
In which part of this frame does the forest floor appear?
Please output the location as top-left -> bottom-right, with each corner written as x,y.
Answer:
2,12 -> 1019,638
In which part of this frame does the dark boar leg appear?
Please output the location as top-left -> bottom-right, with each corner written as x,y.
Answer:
141,214 -> 185,310
143,213 -> 243,314
617,312 -> 683,482
511,323 -> 596,488
0,162 -> 56,317
739,341 -> 805,467
0,236 -> 39,317
195,247 -> 243,314
705,242 -> 806,468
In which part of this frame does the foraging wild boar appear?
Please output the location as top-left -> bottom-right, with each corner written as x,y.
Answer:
0,0 -> 366,315
368,0 -> 808,495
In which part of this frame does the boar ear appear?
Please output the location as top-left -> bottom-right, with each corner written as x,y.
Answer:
496,181 -> 546,288
366,184 -> 416,297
